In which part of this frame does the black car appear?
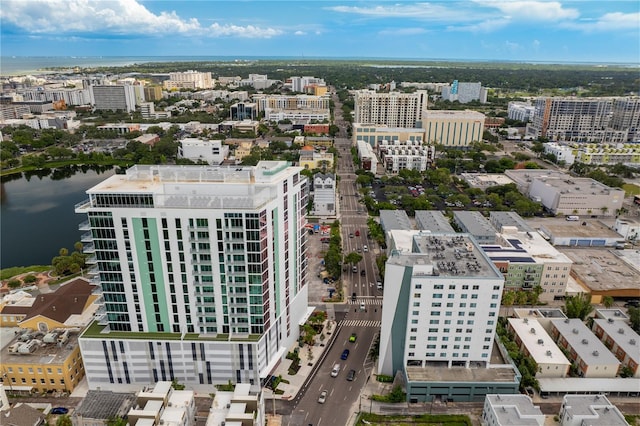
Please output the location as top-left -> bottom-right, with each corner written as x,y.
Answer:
51,407 -> 69,415
347,369 -> 356,381
341,349 -> 350,360
360,270 -> 366,276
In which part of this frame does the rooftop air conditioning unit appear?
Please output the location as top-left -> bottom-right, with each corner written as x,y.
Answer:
530,328 -> 536,334
546,350 -> 552,356
537,339 -> 544,345
592,351 -> 599,356
581,339 -> 588,344
572,328 -> 579,334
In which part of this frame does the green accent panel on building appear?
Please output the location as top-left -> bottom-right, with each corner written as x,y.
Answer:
132,217 -> 170,332
391,266 -> 413,376
405,380 -> 519,403
272,207 -> 281,317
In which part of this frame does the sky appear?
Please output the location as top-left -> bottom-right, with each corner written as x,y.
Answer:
1,0 -> 639,63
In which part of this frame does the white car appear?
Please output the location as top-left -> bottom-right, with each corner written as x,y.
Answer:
363,245 -> 368,253
318,390 -> 328,403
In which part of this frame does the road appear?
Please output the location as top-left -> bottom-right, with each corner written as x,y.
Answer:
281,89 -> 383,426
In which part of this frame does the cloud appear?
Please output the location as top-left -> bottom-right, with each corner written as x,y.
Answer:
328,3 -> 483,22
0,0 -> 282,38
379,27 -> 428,36
474,1 -> 580,21
447,17 -> 511,33
561,11 -> 640,32
294,30 -> 307,36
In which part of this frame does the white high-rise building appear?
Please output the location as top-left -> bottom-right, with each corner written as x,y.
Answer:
508,101 -> 535,122
378,231 -> 508,401
76,162 -> 310,392
354,90 -> 428,128
441,81 -> 487,104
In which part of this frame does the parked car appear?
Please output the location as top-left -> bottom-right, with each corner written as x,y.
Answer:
347,369 -> 356,381
318,390 -> 328,403
51,407 -> 69,415
341,349 -> 350,360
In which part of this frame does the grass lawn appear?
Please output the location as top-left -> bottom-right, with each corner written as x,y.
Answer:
356,413 -> 471,426
622,183 -> 640,196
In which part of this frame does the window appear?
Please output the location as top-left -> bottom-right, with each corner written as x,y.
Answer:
414,293 -> 421,298
433,294 -> 443,299
413,302 -> 420,307
412,311 -> 419,316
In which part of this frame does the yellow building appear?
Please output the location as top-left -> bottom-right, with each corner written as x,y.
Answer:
423,110 -> 485,148
299,149 -> 334,170
0,278 -> 97,394
233,141 -> 254,161
0,291 -> 34,327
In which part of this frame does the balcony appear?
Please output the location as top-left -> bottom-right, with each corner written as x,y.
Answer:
75,198 -> 93,213
78,220 -> 90,231
82,243 -> 95,254
85,255 -> 97,265
80,232 -> 93,243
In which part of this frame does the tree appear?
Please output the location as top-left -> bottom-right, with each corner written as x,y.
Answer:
56,415 -> 72,426
344,252 -> 363,266
7,279 -> 21,289
23,275 -> 38,284
602,296 -> 614,309
628,307 -> 640,334
106,417 -> 128,426
563,293 -> 594,320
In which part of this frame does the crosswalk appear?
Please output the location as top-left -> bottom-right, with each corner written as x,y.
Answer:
338,319 -> 381,328
348,299 -> 383,305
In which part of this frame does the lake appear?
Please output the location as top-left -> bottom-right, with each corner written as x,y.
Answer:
0,167 -> 116,269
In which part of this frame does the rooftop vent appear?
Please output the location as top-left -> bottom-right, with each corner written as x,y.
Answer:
546,350 -> 552,356
592,351 -> 599,357
564,318 -> 570,323
572,328 -> 579,334
618,328 -> 625,334
530,328 -> 536,334
582,339 -> 589,344
608,318 -> 615,323
630,339 -> 637,345
614,311 -> 621,317
537,339 -> 544,345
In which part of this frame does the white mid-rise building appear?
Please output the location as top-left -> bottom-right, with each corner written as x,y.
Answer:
441,81 -> 487,104
91,84 -> 139,112
482,394 -> 544,426
543,142 -> 576,165
311,173 -> 336,217
377,140 -> 435,173
559,395 -> 629,426
164,70 -> 214,90
354,90 -> 428,128
508,101 -> 536,123
76,162 -> 310,392
177,138 -> 229,165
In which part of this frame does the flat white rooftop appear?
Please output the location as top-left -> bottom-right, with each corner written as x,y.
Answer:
508,318 -> 570,367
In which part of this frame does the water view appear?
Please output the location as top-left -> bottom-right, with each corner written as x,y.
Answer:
0,167 -> 115,269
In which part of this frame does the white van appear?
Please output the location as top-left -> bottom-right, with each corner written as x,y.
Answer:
566,215 -> 579,221
331,364 -> 341,377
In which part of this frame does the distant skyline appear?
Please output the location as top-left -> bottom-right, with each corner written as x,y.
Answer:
1,1 -> 639,64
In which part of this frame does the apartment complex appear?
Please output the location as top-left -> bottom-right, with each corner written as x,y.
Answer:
527,97 -> 640,143
379,231 -> 517,402
441,81 -> 487,104
483,226 -> 572,301
127,381 -> 195,426
352,124 -> 426,147
377,139 -> 435,173
423,110 -> 485,148
286,76 -> 326,93
164,70 -> 214,90
508,318 -> 571,378
353,90 -> 428,128
91,85 -> 140,112
76,162 -> 309,391
549,319 -> 620,378
254,94 -> 330,122
508,101 -> 536,122
592,319 -> 640,377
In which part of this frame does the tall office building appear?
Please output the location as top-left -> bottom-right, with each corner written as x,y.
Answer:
353,90 -> 428,128
77,162 -> 309,391
378,231 -> 510,401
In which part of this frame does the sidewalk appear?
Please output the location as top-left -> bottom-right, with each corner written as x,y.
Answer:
264,320 -> 339,401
